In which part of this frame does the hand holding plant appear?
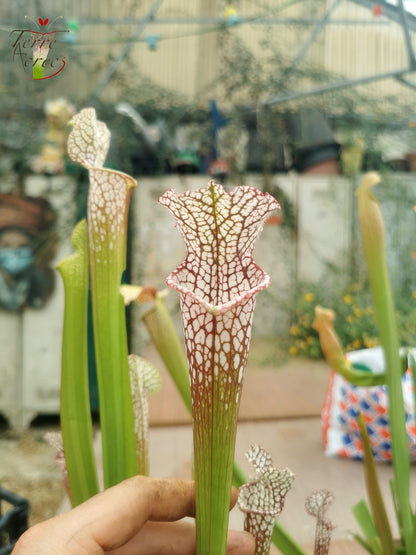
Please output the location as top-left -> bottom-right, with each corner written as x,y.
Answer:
13,476 -> 255,555
59,108 -> 318,555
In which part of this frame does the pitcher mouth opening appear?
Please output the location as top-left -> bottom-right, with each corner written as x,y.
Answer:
166,266 -> 271,316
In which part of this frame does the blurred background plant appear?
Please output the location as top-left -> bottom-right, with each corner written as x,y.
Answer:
289,280 -> 416,359
288,166 -> 416,360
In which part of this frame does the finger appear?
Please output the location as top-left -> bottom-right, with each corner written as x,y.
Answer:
69,476 -> 197,551
13,477 -> 246,555
108,520 -> 195,555
226,529 -> 256,554
108,521 -> 255,555
14,477 -> 197,554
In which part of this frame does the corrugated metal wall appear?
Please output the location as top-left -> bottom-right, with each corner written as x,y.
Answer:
323,1 -> 412,100
2,0 -> 415,109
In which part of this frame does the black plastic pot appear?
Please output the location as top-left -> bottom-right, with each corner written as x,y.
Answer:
0,488 -> 29,554
293,143 -> 340,173
285,107 -> 340,172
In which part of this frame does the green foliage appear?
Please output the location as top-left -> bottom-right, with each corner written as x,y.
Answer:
289,286 -> 323,359
313,173 -> 416,553
289,281 -> 416,359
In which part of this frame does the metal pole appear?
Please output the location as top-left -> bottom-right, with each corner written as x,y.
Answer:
52,15 -> 390,26
395,75 -> 416,91
281,0 -> 343,79
90,0 -> 164,100
397,0 -> 416,68
260,67 -> 415,106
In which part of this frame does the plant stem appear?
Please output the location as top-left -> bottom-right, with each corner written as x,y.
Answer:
142,294 -> 192,409
356,173 -> 412,547
357,414 -> 396,554
57,220 -> 99,506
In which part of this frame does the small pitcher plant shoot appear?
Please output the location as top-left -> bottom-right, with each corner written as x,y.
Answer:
128,354 -> 161,476
305,489 -> 335,555
66,108 -> 138,489
160,182 -> 279,554
238,445 -> 294,555
305,490 -> 335,555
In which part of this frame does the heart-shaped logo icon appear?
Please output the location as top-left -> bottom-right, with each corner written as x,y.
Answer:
38,17 -> 49,26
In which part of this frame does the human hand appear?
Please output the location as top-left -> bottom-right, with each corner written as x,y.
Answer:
13,476 -> 255,554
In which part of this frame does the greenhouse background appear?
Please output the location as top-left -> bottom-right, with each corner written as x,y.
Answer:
1,2 -> 416,553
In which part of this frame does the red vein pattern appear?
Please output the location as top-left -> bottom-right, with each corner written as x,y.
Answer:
305,490 -> 336,555
128,355 -> 161,475
238,445 -> 294,555
159,181 -> 279,553
159,181 -> 279,398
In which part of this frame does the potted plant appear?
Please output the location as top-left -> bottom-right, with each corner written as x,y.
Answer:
285,107 -> 340,175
